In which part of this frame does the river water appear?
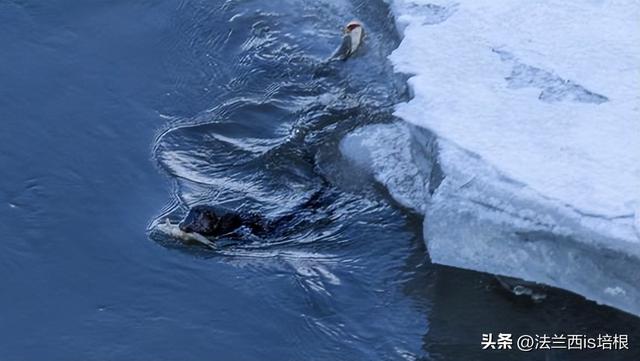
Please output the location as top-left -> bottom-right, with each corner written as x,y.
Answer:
1,1 -> 638,360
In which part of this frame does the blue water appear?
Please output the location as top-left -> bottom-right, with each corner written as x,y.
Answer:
1,1 -> 638,360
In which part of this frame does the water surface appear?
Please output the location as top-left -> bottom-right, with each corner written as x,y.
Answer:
1,1 -> 638,360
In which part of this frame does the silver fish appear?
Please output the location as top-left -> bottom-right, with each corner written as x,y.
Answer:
155,218 -> 216,249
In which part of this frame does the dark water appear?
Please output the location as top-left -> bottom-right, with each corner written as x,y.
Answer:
1,1 -> 638,360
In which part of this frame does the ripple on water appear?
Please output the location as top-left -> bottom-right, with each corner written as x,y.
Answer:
149,1 -> 640,361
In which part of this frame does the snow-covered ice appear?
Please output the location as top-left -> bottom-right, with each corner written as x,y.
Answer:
342,0 -> 640,315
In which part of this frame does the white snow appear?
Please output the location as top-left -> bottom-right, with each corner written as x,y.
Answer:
388,0 -> 640,219
342,0 -> 640,315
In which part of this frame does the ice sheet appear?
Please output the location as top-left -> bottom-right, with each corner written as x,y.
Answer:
387,0 -> 640,220
341,0 -> 640,315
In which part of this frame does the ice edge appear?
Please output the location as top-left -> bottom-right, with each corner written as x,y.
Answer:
344,0 -> 640,316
